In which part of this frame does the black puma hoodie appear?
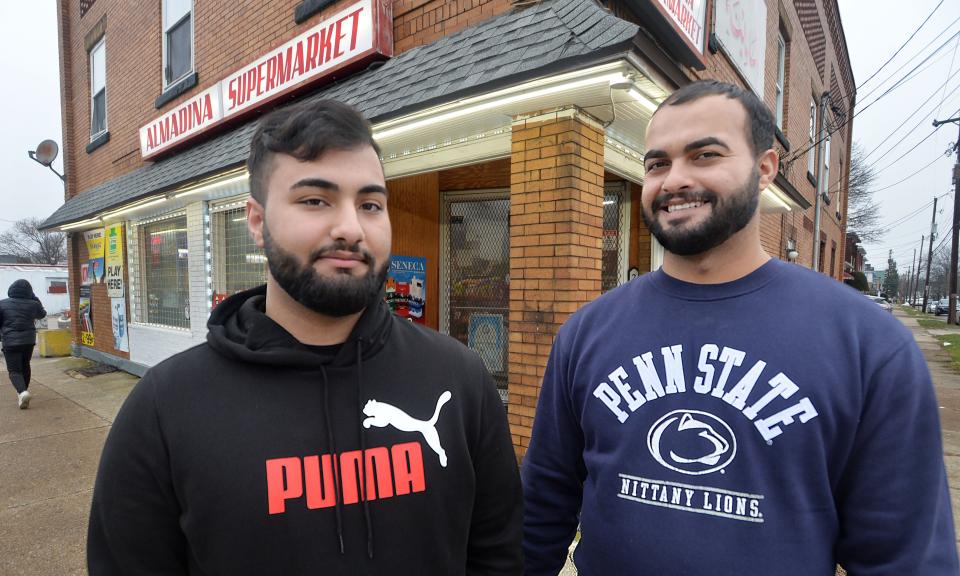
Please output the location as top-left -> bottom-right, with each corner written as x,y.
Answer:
88,285 -> 523,575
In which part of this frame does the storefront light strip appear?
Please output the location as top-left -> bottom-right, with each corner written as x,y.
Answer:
60,217 -> 103,231
626,88 -> 658,113
102,197 -> 168,220
763,186 -> 793,211
373,68 -> 627,140
173,172 -> 249,199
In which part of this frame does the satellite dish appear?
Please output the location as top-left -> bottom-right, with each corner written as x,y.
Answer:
33,139 -> 59,166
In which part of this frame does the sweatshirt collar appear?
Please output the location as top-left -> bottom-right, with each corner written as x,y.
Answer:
648,258 -> 788,301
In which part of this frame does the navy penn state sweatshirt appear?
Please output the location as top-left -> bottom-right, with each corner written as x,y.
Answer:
88,286 -> 522,575
523,259 -> 958,575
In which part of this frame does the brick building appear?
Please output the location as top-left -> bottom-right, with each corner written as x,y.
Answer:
43,0 -> 854,456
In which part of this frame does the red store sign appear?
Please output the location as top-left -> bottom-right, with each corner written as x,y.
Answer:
140,0 -> 393,159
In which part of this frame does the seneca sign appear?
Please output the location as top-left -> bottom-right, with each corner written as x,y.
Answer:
139,0 -> 392,159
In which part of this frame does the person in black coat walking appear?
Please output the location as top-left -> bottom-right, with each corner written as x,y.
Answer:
0,279 -> 46,409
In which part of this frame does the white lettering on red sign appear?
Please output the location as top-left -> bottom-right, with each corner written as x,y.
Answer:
139,86 -> 222,157
222,2 -> 370,116
657,0 -> 706,54
139,0 -> 387,159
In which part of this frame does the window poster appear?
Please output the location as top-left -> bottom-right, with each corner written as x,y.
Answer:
84,228 -> 106,284
111,297 -> 129,352
79,285 -> 94,346
385,256 -> 426,324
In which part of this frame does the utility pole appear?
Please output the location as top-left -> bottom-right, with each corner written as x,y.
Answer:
908,249 -> 916,304
933,116 -> 960,324
812,92 -> 831,272
922,196 -> 939,315
915,235 -> 925,307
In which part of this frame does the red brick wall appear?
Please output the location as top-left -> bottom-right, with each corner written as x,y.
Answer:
508,108 -> 605,459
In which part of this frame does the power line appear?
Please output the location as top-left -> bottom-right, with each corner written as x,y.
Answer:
856,0 -> 946,91
935,34 -> 960,119
871,154 -> 951,193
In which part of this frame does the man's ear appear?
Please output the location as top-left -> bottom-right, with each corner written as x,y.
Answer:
757,148 -> 779,190
247,197 -> 265,248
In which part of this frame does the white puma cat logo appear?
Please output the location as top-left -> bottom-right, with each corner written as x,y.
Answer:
362,391 -> 452,467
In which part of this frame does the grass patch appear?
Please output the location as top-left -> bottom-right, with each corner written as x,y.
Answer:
918,318 -> 946,329
901,306 -> 922,317
933,334 -> 960,372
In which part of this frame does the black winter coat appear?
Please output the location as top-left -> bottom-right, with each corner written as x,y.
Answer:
0,279 -> 47,348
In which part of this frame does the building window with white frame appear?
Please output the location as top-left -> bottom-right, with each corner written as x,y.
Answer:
90,37 -> 107,139
775,32 -> 786,129
163,0 -> 193,86
807,96 -> 818,177
822,135 -> 831,197
139,215 -> 190,328
210,206 -> 266,307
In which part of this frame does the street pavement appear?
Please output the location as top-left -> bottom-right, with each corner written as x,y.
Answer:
1,309 -> 958,574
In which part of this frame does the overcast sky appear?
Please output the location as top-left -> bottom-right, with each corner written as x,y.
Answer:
2,1 -> 958,275
0,2 -> 64,230
839,0 -> 960,273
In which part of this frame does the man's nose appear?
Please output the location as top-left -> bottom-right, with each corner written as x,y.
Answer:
660,161 -> 694,194
329,204 -> 365,245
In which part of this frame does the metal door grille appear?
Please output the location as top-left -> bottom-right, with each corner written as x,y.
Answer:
441,193 -> 510,395
602,182 -> 628,292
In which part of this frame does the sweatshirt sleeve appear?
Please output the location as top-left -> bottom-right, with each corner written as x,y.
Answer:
834,340 -> 959,574
87,371 -> 189,575
467,365 -> 524,576
521,330 -> 586,576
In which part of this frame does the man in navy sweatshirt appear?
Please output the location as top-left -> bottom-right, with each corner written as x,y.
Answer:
521,79 -> 958,575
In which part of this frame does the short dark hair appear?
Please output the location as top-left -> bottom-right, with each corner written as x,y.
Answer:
247,99 -> 380,204
658,80 -> 774,157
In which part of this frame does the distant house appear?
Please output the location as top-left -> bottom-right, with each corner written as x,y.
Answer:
0,264 -> 70,315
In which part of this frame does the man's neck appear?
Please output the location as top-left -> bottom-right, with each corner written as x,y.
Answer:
661,223 -> 771,284
263,277 -> 363,346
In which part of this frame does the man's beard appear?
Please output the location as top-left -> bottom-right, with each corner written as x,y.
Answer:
642,168 -> 761,257
262,222 -> 389,317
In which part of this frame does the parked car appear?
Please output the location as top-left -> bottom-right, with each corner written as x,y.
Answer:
867,295 -> 893,313
927,300 -> 938,313
935,298 -> 960,316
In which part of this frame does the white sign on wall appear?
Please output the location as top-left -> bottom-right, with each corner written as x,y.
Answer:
713,0 -> 767,95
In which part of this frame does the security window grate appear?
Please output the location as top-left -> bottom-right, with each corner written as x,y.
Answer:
140,215 -> 190,328
602,182 -> 627,293
211,208 -> 266,306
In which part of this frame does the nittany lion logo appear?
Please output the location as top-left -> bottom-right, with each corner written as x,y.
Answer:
647,410 -> 737,475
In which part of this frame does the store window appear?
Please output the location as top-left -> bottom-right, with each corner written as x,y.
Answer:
90,37 -> 107,139
140,215 -> 190,328
163,0 -> 193,86
807,96 -> 818,178
211,206 -> 266,307
775,32 -> 787,129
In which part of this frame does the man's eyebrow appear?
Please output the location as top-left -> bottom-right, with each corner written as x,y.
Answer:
290,179 -> 388,197
683,137 -> 730,153
358,184 -> 389,197
643,149 -> 668,163
291,177 -> 338,192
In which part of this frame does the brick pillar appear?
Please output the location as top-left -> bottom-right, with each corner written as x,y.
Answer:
507,107 -> 605,460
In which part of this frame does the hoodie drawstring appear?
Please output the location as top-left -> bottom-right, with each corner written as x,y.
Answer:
321,367 -> 346,555
357,339 -> 375,559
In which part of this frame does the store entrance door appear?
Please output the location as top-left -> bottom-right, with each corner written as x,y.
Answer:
441,191 -> 510,400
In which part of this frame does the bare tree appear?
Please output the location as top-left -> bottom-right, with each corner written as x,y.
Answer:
847,143 -> 884,244
0,217 -> 67,265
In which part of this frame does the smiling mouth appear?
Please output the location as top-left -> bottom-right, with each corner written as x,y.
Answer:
665,202 -> 704,213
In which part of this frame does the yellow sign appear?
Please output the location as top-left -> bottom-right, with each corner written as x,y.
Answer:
105,224 -> 125,297
81,332 -> 96,346
84,228 -> 105,259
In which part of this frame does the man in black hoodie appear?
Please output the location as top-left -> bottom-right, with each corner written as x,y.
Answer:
88,100 -> 523,575
0,279 -> 47,409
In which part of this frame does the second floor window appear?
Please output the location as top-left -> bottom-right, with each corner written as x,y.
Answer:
163,0 -> 193,86
775,33 -> 786,129
90,37 -> 107,138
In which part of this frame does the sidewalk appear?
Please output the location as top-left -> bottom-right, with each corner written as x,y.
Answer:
893,308 -> 960,551
0,355 -> 137,576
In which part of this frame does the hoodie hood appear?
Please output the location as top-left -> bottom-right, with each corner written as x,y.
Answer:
8,279 -> 34,299
206,284 -> 393,369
